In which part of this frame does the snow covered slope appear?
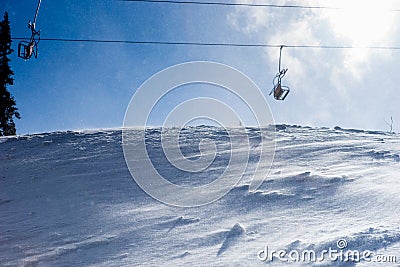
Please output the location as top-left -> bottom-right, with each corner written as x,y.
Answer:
0,126 -> 399,266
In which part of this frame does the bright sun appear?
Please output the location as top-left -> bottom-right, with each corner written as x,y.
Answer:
323,0 -> 397,46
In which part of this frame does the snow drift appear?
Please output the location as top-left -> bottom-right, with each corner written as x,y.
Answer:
0,125 -> 399,266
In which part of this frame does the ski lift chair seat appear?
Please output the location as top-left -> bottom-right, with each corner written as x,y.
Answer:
273,83 -> 290,101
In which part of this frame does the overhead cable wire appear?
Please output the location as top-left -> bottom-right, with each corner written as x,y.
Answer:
118,0 -> 338,10
11,37 -> 400,50
118,0 -> 400,12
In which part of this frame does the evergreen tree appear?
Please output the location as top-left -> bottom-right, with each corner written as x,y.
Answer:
0,12 -> 20,136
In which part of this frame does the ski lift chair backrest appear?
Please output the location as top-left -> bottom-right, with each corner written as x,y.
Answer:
26,42 -> 34,58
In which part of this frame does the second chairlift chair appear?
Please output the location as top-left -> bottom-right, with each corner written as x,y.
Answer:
270,46 -> 290,101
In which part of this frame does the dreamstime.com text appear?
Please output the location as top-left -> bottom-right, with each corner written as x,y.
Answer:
257,239 -> 397,264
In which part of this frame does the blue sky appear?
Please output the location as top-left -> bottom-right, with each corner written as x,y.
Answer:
1,0 -> 399,134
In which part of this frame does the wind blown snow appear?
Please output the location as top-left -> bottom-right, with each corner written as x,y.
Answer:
0,125 -> 399,266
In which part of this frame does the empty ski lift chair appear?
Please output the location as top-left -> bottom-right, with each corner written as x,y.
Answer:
18,40 -> 36,60
270,46 -> 290,101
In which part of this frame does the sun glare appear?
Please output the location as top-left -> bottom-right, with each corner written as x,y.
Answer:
324,0 -> 397,46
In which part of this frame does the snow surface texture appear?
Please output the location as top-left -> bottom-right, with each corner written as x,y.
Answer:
0,125 -> 399,266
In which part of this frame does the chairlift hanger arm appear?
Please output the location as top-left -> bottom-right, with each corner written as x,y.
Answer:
278,45 -> 288,73
32,0 -> 42,29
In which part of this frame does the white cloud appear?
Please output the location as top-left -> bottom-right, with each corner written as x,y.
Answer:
225,0 -> 400,131
227,0 -> 399,79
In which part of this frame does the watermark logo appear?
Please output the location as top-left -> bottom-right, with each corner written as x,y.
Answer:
257,239 -> 397,264
122,61 -> 276,207
336,238 -> 348,249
